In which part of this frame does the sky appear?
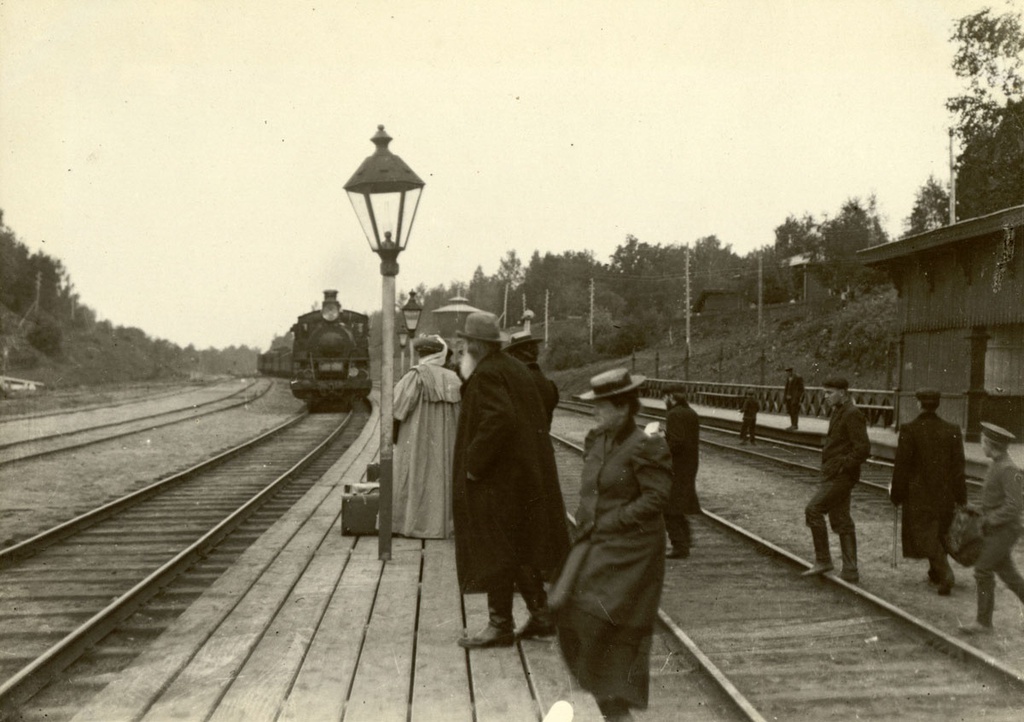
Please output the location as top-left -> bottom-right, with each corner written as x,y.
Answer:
0,0 -> 1013,350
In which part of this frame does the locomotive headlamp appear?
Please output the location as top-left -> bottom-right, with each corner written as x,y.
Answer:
344,125 -> 424,276
321,303 -> 340,323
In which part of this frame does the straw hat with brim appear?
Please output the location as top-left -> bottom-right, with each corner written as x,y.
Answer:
505,330 -> 541,353
412,335 -> 445,355
456,312 -> 508,343
579,368 -> 646,401
981,422 -> 1015,448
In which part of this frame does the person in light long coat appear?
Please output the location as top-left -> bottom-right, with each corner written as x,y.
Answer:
392,335 -> 461,539
557,368 -> 671,722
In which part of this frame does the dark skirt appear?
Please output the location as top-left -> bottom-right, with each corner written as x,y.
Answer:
556,605 -> 652,710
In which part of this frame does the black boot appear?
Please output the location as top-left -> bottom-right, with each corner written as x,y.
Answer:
839,533 -> 859,583
459,590 -> 515,649
801,526 -> 834,576
515,567 -> 556,640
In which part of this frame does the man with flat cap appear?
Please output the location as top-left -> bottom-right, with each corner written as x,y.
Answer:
890,388 -> 967,595
960,422 -> 1024,635
452,312 -> 570,647
663,385 -> 701,558
504,329 -> 559,428
802,377 -> 870,582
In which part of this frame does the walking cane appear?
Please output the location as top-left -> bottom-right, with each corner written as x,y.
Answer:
891,505 -> 899,569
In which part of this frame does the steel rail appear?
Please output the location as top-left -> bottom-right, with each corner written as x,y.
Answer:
0,380 -> 273,467
0,407 -> 306,568
0,409 -> 353,713
548,429 -> 1024,721
0,379 -> 262,451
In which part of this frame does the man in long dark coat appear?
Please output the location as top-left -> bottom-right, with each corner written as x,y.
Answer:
452,312 -> 570,648
890,388 -> 967,595
784,367 -> 805,430
664,386 -> 701,558
504,330 -> 559,429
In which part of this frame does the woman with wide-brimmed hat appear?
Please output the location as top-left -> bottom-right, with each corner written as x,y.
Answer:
554,368 -> 671,721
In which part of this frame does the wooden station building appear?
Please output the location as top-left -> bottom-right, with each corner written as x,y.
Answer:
858,205 -> 1024,441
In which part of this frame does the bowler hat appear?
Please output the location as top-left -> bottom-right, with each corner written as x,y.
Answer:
785,366 -> 794,372
457,312 -> 507,343
822,377 -> 849,391
579,368 -> 646,401
981,422 -> 1015,448
505,330 -> 541,353
915,388 -> 941,404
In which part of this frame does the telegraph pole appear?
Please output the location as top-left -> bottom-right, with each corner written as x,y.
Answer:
948,128 -> 957,225
589,277 -> 595,348
544,289 -> 550,343
685,245 -> 691,380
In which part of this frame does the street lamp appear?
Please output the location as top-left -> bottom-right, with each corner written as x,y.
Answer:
397,327 -> 408,374
401,291 -> 423,371
344,125 -> 424,560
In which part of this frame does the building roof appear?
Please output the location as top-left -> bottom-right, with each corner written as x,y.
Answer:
858,205 -> 1024,267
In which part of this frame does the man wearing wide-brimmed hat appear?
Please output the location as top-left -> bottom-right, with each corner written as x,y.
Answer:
452,312 -> 570,648
392,334 -> 461,539
802,377 -> 870,583
504,329 -> 559,427
960,422 -> 1024,635
890,388 -> 967,595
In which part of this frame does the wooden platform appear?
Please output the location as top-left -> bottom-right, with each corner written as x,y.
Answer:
70,404 -> 602,722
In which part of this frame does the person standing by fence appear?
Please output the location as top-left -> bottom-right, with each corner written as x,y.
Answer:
784,367 -> 804,431
664,386 -> 701,559
739,389 -> 759,445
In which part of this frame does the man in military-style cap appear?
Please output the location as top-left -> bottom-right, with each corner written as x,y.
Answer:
504,330 -> 559,428
452,312 -> 569,648
802,377 -> 870,582
961,422 -> 1024,635
890,388 -> 967,595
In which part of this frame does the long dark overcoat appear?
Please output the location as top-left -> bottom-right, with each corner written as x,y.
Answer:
890,411 -> 967,558
452,351 -> 569,593
665,401 -> 701,514
527,361 -> 559,429
570,425 -> 672,628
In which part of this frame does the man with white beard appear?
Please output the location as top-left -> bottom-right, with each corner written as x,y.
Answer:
451,312 -> 570,648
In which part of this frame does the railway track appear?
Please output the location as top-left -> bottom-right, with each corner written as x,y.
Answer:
0,380 -> 271,466
0,405 -> 367,717
549,428 -> 1024,720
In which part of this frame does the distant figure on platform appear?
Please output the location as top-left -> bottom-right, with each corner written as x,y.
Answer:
664,385 -> 701,558
557,368 -> 671,722
802,377 -> 870,583
504,330 -> 559,428
960,423 -> 1024,635
452,312 -> 570,648
889,388 -> 967,595
784,367 -> 805,431
392,335 -> 461,539
739,389 -> 759,445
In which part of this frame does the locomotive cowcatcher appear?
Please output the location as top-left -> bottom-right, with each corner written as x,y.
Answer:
286,290 -> 371,411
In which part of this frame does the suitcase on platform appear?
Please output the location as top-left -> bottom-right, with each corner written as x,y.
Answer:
342,483 -> 380,536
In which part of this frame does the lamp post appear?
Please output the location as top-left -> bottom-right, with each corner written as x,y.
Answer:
401,291 -> 423,371
344,125 -> 424,560
397,328 -> 408,374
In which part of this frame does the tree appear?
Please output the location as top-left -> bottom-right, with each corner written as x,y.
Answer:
904,175 -> 951,237
773,214 -> 821,259
814,196 -> 888,295
947,7 -> 1024,218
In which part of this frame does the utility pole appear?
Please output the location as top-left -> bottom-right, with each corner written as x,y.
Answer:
948,128 -> 957,225
502,283 -> 509,328
589,277 -> 595,348
757,254 -> 763,337
685,245 -> 691,380
544,289 -> 550,344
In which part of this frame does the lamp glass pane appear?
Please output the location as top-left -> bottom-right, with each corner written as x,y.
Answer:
345,190 -> 380,250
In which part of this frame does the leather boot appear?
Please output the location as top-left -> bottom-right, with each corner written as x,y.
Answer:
801,526 -> 833,576
515,567 -> 556,640
459,590 -> 515,649
839,533 -> 859,583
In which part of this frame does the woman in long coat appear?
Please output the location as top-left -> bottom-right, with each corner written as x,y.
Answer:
556,368 -> 672,721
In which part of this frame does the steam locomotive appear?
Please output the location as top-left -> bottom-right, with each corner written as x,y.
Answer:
257,290 -> 372,411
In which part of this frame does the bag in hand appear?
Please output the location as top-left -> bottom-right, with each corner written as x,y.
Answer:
944,504 -> 984,567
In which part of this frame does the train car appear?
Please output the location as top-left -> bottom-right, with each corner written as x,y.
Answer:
257,346 -> 292,378
287,290 -> 372,411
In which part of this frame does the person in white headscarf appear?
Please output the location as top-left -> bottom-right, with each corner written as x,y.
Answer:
392,334 -> 462,539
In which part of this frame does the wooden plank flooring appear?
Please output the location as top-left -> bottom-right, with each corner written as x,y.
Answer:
70,408 -> 601,722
